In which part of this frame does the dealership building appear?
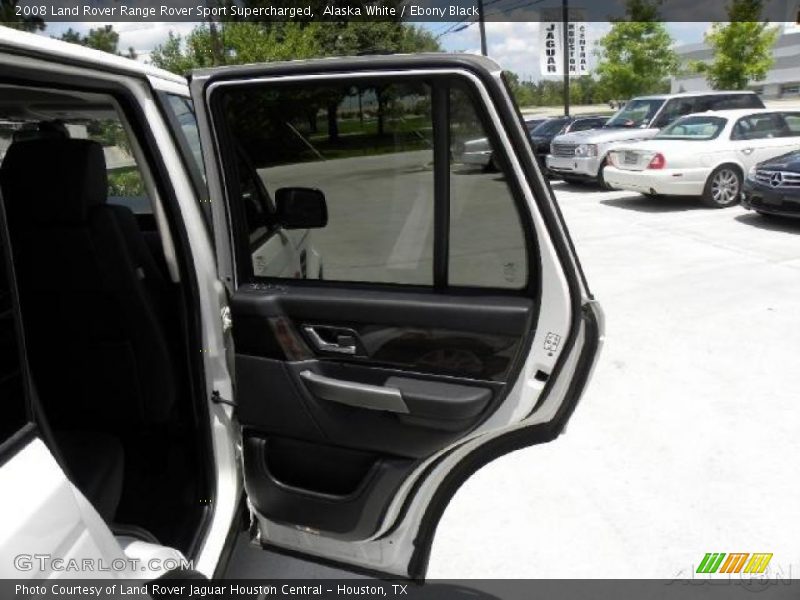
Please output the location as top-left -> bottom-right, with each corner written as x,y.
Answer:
671,21 -> 800,99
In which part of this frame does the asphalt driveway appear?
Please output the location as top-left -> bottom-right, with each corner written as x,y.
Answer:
428,182 -> 800,578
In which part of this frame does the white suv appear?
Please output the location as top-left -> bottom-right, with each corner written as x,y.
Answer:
0,27 -> 602,581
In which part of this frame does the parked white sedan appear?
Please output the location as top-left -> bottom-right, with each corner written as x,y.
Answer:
604,109 -> 800,207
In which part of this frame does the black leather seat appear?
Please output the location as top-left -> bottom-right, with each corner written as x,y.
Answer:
0,139 -> 176,430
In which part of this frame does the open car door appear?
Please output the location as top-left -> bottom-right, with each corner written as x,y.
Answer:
189,54 -> 603,579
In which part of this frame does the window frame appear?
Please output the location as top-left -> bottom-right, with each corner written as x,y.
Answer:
155,91 -> 211,232
207,71 -> 537,295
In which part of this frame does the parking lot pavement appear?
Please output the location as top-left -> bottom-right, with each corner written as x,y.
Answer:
428,182 -> 800,578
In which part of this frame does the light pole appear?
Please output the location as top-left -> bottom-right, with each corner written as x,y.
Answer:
562,0 -> 570,116
478,0 -> 488,56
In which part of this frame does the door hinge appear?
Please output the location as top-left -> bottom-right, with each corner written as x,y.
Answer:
211,390 -> 237,409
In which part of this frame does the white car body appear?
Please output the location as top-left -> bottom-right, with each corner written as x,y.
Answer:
0,26 -> 602,583
605,109 -> 800,197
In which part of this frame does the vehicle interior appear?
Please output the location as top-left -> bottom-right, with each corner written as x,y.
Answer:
0,83 -> 210,558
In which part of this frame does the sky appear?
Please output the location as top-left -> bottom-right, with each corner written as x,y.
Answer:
42,20 -> 715,80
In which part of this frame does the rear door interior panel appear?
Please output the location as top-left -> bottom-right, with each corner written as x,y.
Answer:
233,284 -> 533,538
190,54 -> 597,574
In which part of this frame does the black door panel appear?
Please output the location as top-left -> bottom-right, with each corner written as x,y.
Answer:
234,284 -> 533,335
233,283 -> 534,537
243,434 -> 413,541
236,356 -> 502,458
233,284 -> 533,380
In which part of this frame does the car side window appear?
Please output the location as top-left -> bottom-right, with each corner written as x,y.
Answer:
448,84 -> 527,289
161,95 -> 208,208
652,98 -> 696,129
81,119 -> 151,213
732,114 -> 783,140
782,113 -> 800,135
221,80 -> 435,284
216,76 -> 530,289
714,94 -> 762,109
1,118 -> 149,213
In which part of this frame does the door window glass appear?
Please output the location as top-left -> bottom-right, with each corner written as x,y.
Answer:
220,81 -> 434,284
708,93 -> 763,109
1,117 -> 149,213
448,85 -> 527,289
216,76 -> 531,290
652,98 -> 696,128
606,99 -> 664,128
781,113 -> 800,134
732,114 -> 783,140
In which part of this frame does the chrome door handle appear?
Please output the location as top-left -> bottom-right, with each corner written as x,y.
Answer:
302,325 -> 358,355
742,147 -> 754,155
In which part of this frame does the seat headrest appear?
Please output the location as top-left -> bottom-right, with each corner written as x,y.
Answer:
0,139 -> 108,225
12,121 -> 70,144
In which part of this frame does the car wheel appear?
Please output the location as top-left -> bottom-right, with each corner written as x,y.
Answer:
597,159 -> 612,190
484,153 -> 500,172
701,165 -> 742,208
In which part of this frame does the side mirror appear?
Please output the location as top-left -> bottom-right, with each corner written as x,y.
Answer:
275,187 -> 328,229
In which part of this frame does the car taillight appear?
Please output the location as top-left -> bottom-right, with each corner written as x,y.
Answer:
647,153 -> 666,169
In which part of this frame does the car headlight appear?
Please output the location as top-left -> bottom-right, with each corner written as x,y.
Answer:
575,143 -> 598,157
747,164 -> 757,180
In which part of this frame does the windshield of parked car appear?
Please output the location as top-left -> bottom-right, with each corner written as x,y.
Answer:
605,99 -> 664,128
531,118 -> 569,136
655,115 -> 727,140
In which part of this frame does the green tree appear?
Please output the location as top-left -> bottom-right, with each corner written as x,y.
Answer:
151,19 -> 438,144
595,0 -> 678,101
691,0 -> 779,90
504,72 -> 533,106
0,0 -> 45,32
151,22 -> 321,73
58,25 -> 137,59
151,20 -> 438,74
